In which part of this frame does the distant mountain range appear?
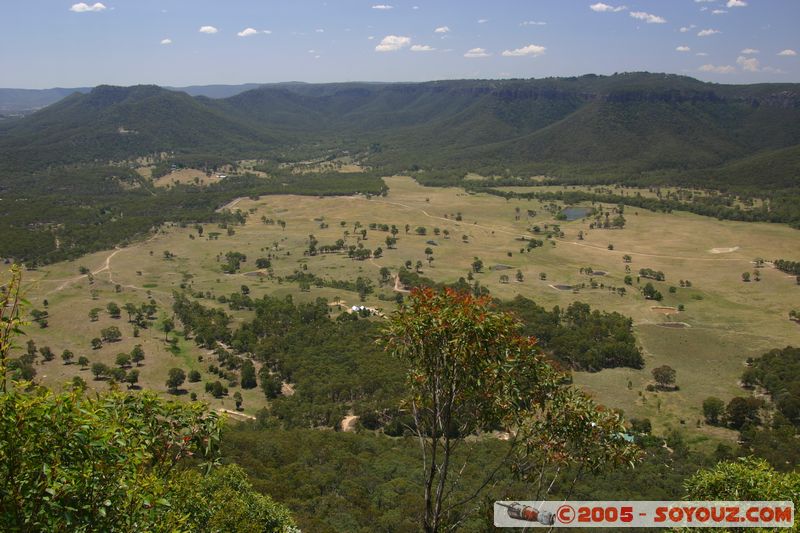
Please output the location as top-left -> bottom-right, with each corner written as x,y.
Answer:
0,83 -> 269,114
1,73 -> 799,188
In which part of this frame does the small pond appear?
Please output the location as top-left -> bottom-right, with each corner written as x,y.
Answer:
561,206 -> 591,221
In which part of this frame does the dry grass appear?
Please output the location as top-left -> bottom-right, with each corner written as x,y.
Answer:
17,176 -> 800,444
153,168 -> 221,188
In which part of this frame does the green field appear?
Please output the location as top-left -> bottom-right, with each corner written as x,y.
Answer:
18,176 -> 800,442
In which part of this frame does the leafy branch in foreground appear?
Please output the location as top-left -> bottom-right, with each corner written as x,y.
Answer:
0,265 -> 24,393
381,288 -> 640,533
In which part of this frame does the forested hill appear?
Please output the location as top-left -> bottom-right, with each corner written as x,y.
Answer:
2,73 -> 800,187
0,85 -> 278,169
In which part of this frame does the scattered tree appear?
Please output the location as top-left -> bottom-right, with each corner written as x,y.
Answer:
115,352 -> 131,368
107,302 -> 121,319
131,345 -> 145,366
240,360 -> 257,389
652,365 -> 676,390
702,397 -> 725,425
166,368 -> 186,393
61,349 -> 74,365
125,369 -> 139,388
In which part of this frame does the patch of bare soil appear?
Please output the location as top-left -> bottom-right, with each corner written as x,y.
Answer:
651,306 -> 679,315
341,414 -> 359,432
709,246 -> 740,254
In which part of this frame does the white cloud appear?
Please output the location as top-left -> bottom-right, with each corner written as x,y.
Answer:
464,47 -> 490,58
410,44 -> 435,52
696,52 -> 709,56
736,55 -> 760,71
263,30 -> 272,35
679,25 -> 696,33
712,9 -> 727,14
477,18 -> 488,24
727,0 -> 747,7
372,4 -> 393,9
199,26 -> 218,34
697,28 -> 720,37
762,66 -> 786,74
434,26 -> 450,33
630,11 -> 666,24
698,64 -> 736,74
69,2 -> 106,12
778,49 -> 797,56
237,28 -> 259,37
676,46 -> 691,52
740,48 -> 759,55
521,20 -> 547,26
501,44 -> 546,57
160,38 -> 172,45
590,3 -> 626,12
375,35 -> 411,52
315,28 -> 324,33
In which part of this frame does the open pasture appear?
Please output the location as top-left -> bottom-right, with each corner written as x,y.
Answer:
19,176 -> 800,441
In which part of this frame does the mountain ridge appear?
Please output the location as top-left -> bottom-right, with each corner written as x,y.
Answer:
1,73 -> 799,188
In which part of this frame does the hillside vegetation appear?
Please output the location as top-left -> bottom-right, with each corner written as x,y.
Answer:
1,73 -> 800,186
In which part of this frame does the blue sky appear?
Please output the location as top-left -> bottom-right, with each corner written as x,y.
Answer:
2,1 -> 798,88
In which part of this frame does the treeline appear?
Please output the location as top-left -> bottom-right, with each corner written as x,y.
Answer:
476,186 -> 800,229
498,296 -> 644,371
700,346 -> 800,470
738,346 -> 800,470
285,270 -> 375,299
774,259 -> 800,276
0,165 -> 386,264
744,346 -> 800,429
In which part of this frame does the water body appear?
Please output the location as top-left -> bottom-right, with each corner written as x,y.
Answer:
561,206 -> 591,221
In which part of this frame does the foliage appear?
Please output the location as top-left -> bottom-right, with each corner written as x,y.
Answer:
381,288 -> 639,532
0,265 -> 25,392
0,386 -> 220,531
498,296 -> 644,371
774,259 -> 800,276
684,458 -> 799,529
745,346 -> 800,428
652,365 -> 677,389
702,397 -> 725,425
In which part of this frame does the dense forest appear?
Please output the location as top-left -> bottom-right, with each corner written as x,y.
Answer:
3,74 -> 800,184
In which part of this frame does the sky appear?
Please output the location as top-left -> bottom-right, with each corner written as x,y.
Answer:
1,1 -> 799,88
